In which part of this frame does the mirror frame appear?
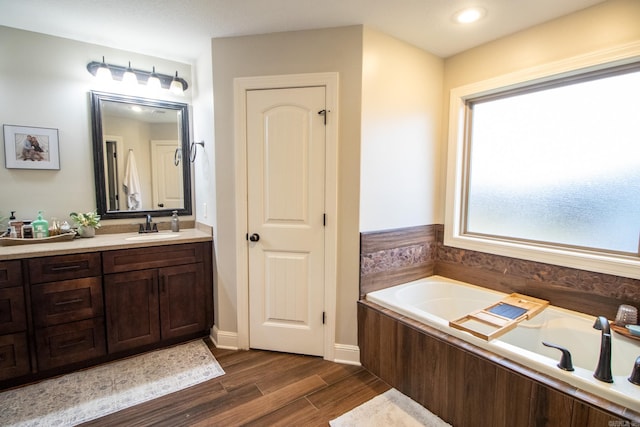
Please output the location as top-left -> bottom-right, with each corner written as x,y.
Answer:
90,90 -> 192,219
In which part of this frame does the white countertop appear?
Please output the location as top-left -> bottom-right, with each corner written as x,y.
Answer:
0,228 -> 212,260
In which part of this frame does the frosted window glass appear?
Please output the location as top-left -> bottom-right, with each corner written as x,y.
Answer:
466,68 -> 640,254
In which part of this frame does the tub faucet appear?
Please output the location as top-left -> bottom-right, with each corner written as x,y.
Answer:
593,316 -> 613,383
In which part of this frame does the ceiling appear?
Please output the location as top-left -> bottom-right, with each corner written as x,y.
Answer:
0,0 -> 605,63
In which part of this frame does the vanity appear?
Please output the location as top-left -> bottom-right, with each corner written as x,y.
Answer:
0,229 -> 213,389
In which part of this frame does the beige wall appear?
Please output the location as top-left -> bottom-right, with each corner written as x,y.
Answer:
211,26 -> 363,345
441,0 -> 640,219
0,26 -> 191,224
360,28 -> 444,231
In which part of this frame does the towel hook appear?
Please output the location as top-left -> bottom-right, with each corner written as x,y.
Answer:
190,141 -> 205,163
174,147 -> 182,166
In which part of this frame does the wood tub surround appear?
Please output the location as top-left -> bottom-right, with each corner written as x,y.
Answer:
358,301 -> 637,426
0,230 -> 214,390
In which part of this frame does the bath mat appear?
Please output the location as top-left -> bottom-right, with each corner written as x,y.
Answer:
0,339 -> 224,426
330,388 -> 451,427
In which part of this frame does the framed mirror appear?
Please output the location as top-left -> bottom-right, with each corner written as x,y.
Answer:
90,91 -> 192,219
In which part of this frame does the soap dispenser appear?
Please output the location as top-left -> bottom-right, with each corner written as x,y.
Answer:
32,210 -> 49,238
171,210 -> 180,232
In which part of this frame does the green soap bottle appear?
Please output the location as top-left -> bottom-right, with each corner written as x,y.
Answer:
32,210 -> 49,238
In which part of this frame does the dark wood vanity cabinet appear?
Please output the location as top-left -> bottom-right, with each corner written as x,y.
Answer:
103,243 -> 210,354
0,239 -> 212,389
28,253 -> 106,370
0,260 -> 30,381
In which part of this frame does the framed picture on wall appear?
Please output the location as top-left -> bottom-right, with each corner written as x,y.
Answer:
3,124 -> 60,170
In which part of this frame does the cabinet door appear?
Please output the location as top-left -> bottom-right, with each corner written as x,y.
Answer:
104,270 -> 160,353
0,287 -> 27,335
0,332 -> 30,381
159,263 -> 206,340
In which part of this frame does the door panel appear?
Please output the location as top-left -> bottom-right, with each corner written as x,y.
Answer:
247,86 -> 326,356
104,270 -> 160,353
159,263 -> 206,339
151,140 -> 183,209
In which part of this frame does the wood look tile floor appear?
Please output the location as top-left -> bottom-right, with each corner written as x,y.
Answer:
81,340 -> 390,426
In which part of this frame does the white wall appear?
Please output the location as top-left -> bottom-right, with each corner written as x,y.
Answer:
360,28 -> 444,232
0,26 -> 191,225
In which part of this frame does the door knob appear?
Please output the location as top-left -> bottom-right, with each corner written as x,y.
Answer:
249,233 -> 260,242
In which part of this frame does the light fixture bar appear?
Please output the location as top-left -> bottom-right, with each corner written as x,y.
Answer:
86,61 -> 189,91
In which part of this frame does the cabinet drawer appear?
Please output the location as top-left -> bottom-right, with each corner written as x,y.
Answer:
0,260 -> 22,289
31,277 -> 103,327
28,253 -> 101,284
0,287 -> 27,335
103,243 -> 204,273
35,317 -> 106,370
0,332 -> 30,381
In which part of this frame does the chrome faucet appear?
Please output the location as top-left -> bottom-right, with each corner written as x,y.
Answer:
593,316 -> 613,383
138,214 -> 158,233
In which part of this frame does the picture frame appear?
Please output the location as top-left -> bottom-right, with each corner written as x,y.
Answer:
3,124 -> 60,170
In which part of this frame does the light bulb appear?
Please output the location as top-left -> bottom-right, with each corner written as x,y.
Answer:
169,71 -> 184,95
96,56 -> 112,81
122,61 -> 138,86
147,66 -> 161,90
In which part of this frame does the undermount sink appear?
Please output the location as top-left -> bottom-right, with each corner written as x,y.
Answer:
125,233 -> 179,241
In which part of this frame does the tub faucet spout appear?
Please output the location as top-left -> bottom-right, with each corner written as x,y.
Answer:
593,316 -> 613,383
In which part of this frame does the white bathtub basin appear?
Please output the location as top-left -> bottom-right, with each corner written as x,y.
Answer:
367,275 -> 640,412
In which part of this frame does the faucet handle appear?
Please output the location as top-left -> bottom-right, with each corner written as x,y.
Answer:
629,356 -> 640,385
542,341 -> 575,371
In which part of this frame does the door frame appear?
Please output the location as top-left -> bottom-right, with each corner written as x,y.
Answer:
234,72 -> 339,360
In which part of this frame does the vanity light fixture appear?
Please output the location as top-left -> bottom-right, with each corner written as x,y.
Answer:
453,6 -> 486,24
170,71 -> 185,95
96,56 -> 112,82
147,66 -> 162,90
122,61 -> 138,86
86,60 -> 189,93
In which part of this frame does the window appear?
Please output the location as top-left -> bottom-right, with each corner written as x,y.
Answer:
445,44 -> 640,279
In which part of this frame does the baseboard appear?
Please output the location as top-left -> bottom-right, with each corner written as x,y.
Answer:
210,326 -> 239,350
210,327 -> 360,365
333,343 -> 360,365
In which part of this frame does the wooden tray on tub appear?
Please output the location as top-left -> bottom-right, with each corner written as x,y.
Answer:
449,293 -> 549,341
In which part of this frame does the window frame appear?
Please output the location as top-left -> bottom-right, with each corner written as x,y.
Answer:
444,41 -> 640,280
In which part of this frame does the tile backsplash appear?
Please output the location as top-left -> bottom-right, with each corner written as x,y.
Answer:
360,224 -> 640,319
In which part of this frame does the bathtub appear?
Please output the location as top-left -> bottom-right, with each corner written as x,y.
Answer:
366,275 -> 640,412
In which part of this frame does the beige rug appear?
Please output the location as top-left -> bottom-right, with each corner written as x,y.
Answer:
330,388 -> 451,427
0,339 -> 224,427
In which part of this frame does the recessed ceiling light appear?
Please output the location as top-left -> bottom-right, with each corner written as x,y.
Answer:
453,7 -> 486,24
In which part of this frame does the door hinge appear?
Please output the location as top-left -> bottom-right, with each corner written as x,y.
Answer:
323,213 -> 326,227
322,311 -> 326,324
318,109 -> 329,125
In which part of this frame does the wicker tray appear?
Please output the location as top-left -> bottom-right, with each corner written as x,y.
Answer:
0,232 -> 76,246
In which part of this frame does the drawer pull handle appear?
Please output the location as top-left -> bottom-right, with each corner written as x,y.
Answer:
54,298 -> 83,306
51,265 -> 82,272
58,337 -> 87,349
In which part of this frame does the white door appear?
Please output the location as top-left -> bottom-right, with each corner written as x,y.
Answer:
247,86 -> 326,356
151,140 -> 184,209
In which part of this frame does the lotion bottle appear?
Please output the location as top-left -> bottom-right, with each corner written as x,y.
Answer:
32,211 -> 49,238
